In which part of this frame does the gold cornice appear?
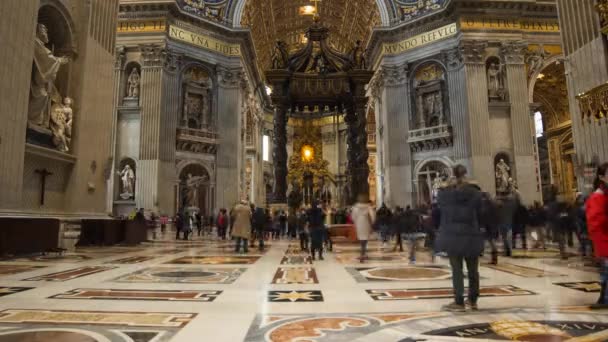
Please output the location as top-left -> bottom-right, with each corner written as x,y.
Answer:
576,82 -> 608,124
596,0 -> 608,35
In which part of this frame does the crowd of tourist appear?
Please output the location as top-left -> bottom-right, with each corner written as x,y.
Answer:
140,162 -> 608,313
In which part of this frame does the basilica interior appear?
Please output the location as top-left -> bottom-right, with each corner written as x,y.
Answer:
2,0 -> 608,341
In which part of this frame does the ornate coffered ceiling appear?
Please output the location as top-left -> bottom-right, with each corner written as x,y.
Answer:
240,0 -> 381,74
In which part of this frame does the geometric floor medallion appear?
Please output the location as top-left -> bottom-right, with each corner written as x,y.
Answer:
271,267 -> 318,284
0,265 -> 45,276
483,263 -> 565,278
112,266 -> 245,284
366,285 -> 536,301
164,255 -> 260,265
50,288 -> 222,301
23,266 -> 116,282
347,265 -> 451,283
554,281 -> 602,293
280,255 -> 312,265
268,290 -> 323,302
0,287 -> 34,298
0,309 -> 196,342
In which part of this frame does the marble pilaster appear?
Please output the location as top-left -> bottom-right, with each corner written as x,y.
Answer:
377,63 -> 412,207
158,50 -> 183,215
502,41 -> 541,204
444,46 -> 471,165
462,40 -> 495,194
137,44 -> 165,211
0,0 -> 39,209
215,65 -> 244,210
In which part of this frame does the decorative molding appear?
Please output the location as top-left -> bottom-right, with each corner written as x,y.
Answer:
164,49 -> 183,73
596,0 -> 608,35
140,44 -> 165,67
115,46 -> 126,70
443,46 -> 463,71
576,83 -> 608,125
380,63 -> 408,87
216,65 -> 244,88
501,41 -> 528,65
460,40 -> 487,65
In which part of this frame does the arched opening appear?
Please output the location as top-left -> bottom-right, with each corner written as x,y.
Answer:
414,160 -> 451,206
532,60 -> 576,202
412,62 -> 448,129
178,163 -> 211,216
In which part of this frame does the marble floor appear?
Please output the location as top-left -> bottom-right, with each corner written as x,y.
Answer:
0,233 -> 606,342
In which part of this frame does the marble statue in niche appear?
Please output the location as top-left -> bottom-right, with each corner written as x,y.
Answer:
49,97 -> 73,152
118,164 -> 135,199
486,57 -> 507,101
414,63 -> 446,128
185,173 -> 208,207
126,68 -> 140,98
28,23 -> 70,128
182,67 -> 211,129
495,159 -> 511,193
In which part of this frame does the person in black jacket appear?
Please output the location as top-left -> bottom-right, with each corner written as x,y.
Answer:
252,206 -> 267,252
392,207 -> 405,252
307,202 -> 326,261
436,165 -> 483,312
480,192 -> 499,264
376,204 -> 393,249
512,200 -> 529,249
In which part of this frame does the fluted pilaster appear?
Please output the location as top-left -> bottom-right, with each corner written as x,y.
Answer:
502,41 -> 541,203
444,46 -> 470,162
378,63 -> 412,207
137,44 -> 164,210
216,65 -> 244,209
462,40 -> 494,193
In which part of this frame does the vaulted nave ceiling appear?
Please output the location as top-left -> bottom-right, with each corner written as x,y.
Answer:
240,0 -> 381,73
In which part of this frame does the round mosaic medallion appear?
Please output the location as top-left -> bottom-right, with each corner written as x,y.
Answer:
0,331 -> 101,342
363,266 -> 450,281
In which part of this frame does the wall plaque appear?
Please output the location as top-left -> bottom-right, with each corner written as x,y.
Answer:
117,19 -> 166,34
460,17 -> 560,33
381,23 -> 458,56
169,25 -> 241,57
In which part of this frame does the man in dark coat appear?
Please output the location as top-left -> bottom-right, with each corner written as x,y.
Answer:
436,165 -> 483,312
252,207 -> 268,252
307,202 -> 326,261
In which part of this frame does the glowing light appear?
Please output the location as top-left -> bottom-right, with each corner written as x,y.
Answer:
537,73 -> 545,80
265,86 -> 272,96
301,145 -> 314,162
299,5 -> 316,15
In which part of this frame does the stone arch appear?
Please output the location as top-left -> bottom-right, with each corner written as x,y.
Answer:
413,157 -> 453,206
230,0 -> 392,27
528,54 -> 564,103
177,161 -> 213,215
176,160 -> 213,180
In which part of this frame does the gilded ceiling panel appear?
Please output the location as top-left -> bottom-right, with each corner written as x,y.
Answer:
533,62 -> 570,129
241,0 -> 380,73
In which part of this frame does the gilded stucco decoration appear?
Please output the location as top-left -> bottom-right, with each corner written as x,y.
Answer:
596,0 -> 608,34
391,0 -> 449,24
241,0 -> 380,74
177,0 -> 229,23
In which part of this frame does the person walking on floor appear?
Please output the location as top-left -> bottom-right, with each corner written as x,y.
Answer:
352,194 -> 375,263
586,163 -> 608,309
216,209 -> 228,240
512,201 -> 529,250
376,204 -> 392,249
252,206 -> 267,252
480,192 -> 499,265
436,165 -> 483,312
232,201 -> 252,254
307,202 -> 325,261
175,212 -> 184,240
392,207 -> 405,252
404,206 -> 422,264
298,209 -> 309,252
497,192 -> 518,257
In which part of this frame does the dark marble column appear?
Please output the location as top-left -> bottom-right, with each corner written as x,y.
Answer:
344,96 -> 369,204
272,104 -> 288,203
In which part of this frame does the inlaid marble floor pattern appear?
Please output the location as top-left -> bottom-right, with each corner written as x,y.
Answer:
0,233 -> 605,341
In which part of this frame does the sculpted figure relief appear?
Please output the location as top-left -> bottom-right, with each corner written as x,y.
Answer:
185,173 -> 208,207
495,159 -> 511,193
487,61 -> 506,101
29,24 -> 70,128
126,69 -> 140,98
49,97 -> 74,152
271,40 -> 289,69
118,164 -> 135,199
